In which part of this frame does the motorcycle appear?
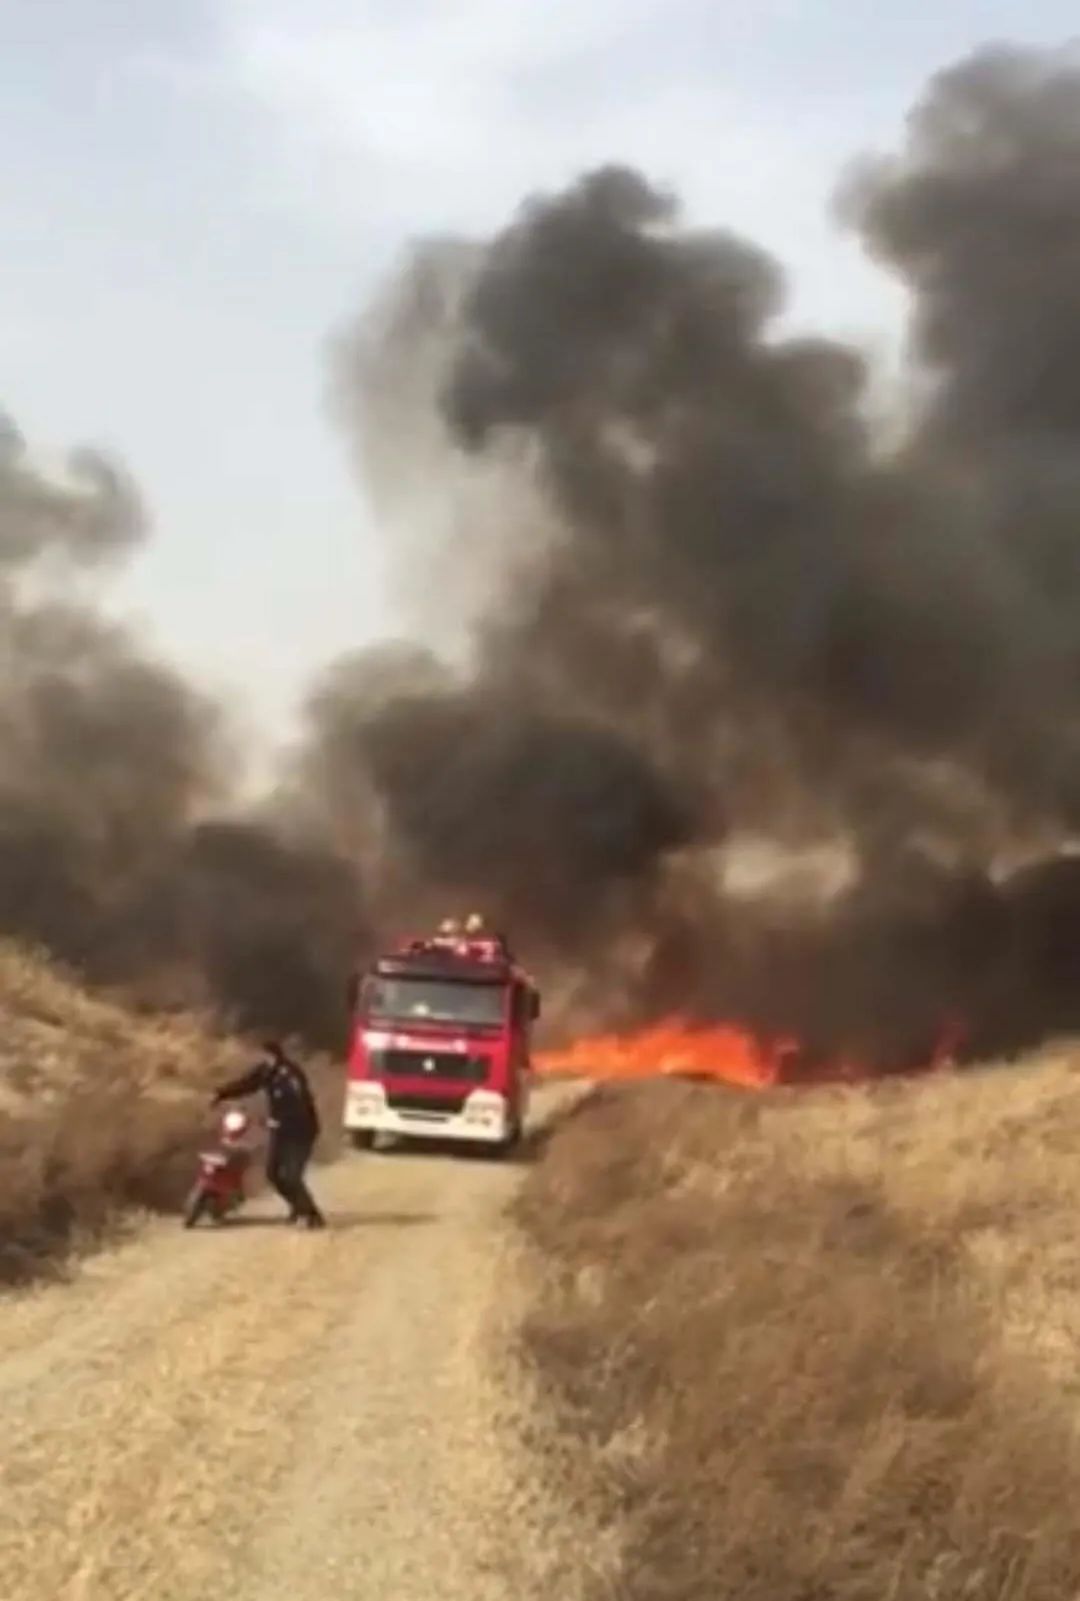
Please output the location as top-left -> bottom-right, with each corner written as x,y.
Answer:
183,1109 -> 256,1228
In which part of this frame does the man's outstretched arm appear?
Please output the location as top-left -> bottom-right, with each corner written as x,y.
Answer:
212,1063 -> 269,1103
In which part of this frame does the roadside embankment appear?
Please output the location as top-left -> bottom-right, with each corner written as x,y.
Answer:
514,1064 -> 1080,1599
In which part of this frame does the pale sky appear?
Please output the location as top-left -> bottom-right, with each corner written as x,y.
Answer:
1,1 -> 1075,744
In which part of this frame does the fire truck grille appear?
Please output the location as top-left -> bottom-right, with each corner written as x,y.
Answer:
384,1090 -> 470,1117
372,1049 -> 489,1085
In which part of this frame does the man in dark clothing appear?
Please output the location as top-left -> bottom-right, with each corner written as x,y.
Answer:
213,1041 -> 326,1228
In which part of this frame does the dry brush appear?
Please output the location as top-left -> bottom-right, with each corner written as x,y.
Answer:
0,943 -> 342,1283
516,1061 -> 1080,1599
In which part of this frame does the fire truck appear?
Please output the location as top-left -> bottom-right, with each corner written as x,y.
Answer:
344,920 -> 541,1154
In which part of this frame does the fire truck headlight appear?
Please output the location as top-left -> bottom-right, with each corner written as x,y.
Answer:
351,1086 -> 385,1117
464,1090 -> 504,1126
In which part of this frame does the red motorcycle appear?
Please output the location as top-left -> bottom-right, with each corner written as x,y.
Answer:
183,1109 -> 255,1227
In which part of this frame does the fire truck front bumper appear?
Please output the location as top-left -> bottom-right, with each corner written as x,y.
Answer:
344,1084 -> 514,1144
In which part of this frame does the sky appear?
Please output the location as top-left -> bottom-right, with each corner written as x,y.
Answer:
1,0 -> 1076,748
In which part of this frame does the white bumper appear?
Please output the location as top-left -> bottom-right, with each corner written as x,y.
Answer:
344,1083 -> 512,1144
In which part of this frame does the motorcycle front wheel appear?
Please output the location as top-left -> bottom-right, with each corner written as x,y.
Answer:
183,1184 -> 210,1228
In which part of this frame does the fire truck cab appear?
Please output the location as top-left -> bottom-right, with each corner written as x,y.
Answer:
345,924 -> 540,1153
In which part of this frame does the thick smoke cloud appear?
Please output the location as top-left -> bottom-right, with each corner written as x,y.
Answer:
845,44 -> 1080,824
358,691 -> 690,924
851,47 -> 1080,450
8,42 -> 1080,1066
0,416 -> 368,1046
331,241 -> 553,655
0,417 -> 210,969
317,42 -> 1080,1064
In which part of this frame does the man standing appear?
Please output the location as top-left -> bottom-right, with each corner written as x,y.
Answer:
213,1040 -> 326,1228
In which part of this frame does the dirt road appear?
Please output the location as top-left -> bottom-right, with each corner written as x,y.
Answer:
0,1095 -> 576,1601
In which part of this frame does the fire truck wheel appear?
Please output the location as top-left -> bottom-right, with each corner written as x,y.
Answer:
490,1121 -> 522,1159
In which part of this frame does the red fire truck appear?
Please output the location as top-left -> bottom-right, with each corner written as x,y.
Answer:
345,922 -> 541,1154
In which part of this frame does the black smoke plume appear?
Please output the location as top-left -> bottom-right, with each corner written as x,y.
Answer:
319,42 -> 1080,1064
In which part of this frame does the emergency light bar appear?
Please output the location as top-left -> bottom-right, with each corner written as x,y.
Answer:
396,934 -> 508,962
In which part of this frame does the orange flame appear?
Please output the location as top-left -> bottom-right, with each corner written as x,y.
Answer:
535,1013 -> 966,1089
535,1017 -> 797,1090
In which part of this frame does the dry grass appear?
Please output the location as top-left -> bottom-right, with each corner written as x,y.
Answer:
0,942 -> 343,1282
517,1053 -> 1080,1600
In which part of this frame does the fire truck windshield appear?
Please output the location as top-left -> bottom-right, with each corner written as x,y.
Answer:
362,976 -> 506,1028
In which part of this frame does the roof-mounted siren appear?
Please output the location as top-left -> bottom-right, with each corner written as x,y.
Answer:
427,917 -> 463,954
403,916 -> 510,962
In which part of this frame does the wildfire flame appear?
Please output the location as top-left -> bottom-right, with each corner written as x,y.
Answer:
535,1018 -> 795,1090
535,1015 -> 966,1090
